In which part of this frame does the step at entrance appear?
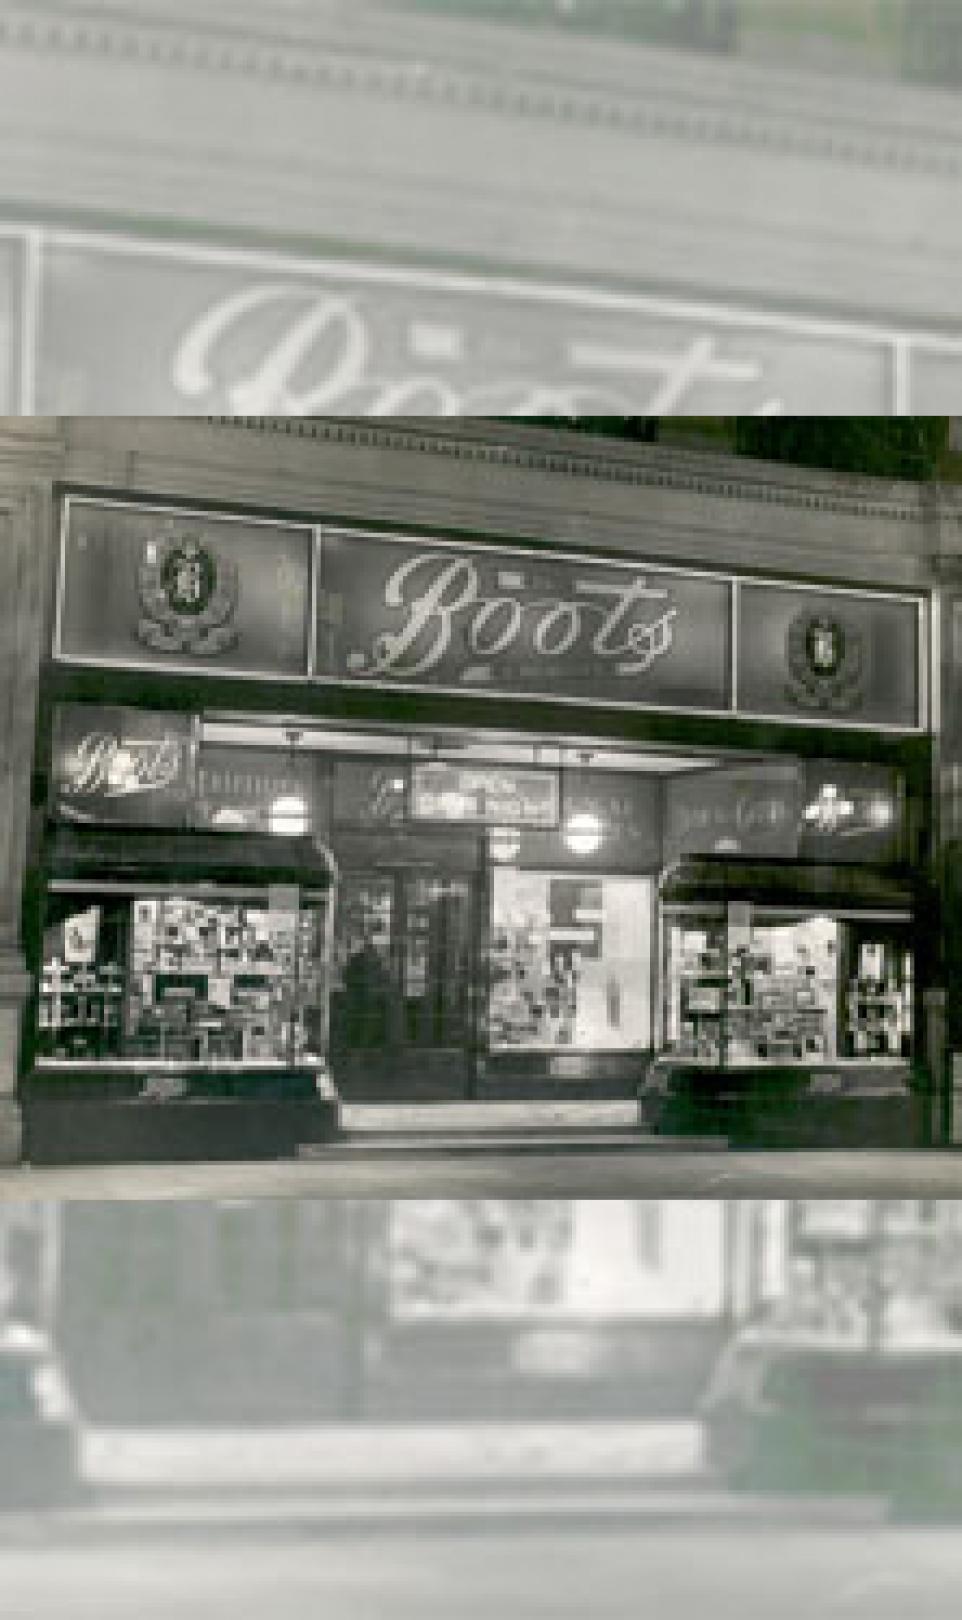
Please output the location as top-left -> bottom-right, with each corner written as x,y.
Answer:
341,1101 -> 642,1134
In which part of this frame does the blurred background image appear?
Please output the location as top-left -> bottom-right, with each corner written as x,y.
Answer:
5,1200 -> 962,1616
1,1 -> 962,414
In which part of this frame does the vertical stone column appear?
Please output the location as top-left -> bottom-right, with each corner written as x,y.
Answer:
932,485 -> 962,1142
0,485 -> 50,1162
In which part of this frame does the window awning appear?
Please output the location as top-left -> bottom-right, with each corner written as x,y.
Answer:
658,855 -> 914,914
43,820 -> 337,894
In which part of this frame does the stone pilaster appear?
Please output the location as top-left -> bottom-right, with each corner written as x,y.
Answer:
0,483 -> 52,1162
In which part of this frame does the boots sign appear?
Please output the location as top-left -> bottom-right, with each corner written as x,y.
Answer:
317,531 -> 732,712
19,230 -> 962,413
55,499 -> 925,730
52,706 -> 193,827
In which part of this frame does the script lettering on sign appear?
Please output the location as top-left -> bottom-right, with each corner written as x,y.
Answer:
346,551 -> 678,682
64,733 -> 184,800
170,283 -> 790,416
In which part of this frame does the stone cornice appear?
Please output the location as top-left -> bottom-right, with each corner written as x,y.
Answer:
205,417 -> 933,529
3,3 -> 962,181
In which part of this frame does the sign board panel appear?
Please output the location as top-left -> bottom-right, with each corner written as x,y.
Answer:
52,704 -> 194,828
318,530 -> 732,714
332,760 -> 409,827
800,761 -> 904,863
27,231 -> 962,414
519,771 -> 662,872
737,583 -> 921,730
56,498 -> 313,679
664,762 -> 804,863
411,762 -> 559,827
194,745 -> 329,834
54,499 -> 926,735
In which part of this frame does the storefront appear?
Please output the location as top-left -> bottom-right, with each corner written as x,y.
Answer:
21,474 -> 933,1150
3,2 -> 962,414
51,1199 -> 746,1424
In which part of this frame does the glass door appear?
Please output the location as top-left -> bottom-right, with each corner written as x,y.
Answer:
401,875 -> 473,1050
333,869 -> 476,1095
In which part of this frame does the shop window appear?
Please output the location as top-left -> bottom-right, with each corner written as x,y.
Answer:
488,870 -> 653,1053
37,893 -> 329,1068
663,907 -> 913,1068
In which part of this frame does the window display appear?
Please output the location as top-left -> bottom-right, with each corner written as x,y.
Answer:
38,891 -> 330,1068
488,870 -> 653,1052
663,906 -> 913,1068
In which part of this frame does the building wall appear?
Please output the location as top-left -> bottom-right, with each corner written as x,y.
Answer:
0,416 -> 950,1155
1,6 -> 962,411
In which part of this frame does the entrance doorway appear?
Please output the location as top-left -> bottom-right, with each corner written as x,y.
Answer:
332,869 -> 477,1099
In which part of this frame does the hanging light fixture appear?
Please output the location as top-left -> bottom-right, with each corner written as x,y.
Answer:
269,727 -> 310,837
563,750 -> 604,856
564,812 -> 604,857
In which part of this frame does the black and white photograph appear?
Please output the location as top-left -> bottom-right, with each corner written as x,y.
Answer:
5,7 -> 962,1617
1,1198 -> 962,1617
1,2 -> 962,412
2,413 -> 961,1186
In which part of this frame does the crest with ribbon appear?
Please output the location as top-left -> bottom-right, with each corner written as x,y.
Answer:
136,534 -> 240,657
785,610 -> 865,714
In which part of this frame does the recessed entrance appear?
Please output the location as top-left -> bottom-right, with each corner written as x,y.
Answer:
332,869 -> 477,1099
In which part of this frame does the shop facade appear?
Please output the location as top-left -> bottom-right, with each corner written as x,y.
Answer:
0,418 -> 952,1159
2,3 -> 962,414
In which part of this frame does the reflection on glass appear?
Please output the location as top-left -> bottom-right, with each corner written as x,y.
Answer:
489,870 -> 653,1052
4,1201 -> 962,1617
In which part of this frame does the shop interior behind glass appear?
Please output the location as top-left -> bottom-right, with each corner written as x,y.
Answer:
36,706 -> 915,1090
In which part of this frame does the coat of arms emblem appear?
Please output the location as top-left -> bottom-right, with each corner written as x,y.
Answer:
136,534 -> 240,657
785,610 -> 864,713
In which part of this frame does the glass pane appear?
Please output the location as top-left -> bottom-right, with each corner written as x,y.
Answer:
332,876 -> 395,1050
840,924 -> 914,1059
403,876 -> 472,1048
728,915 -> 840,1066
662,913 -> 727,1065
489,871 -> 652,1052
660,908 -> 915,1068
38,894 -> 329,1065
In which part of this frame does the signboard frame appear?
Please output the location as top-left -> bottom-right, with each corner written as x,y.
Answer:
5,219 -> 962,413
316,524 -> 928,735
52,496 -> 929,736
53,494 -> 317,684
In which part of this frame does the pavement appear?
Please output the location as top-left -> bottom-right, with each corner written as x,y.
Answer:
2,1144 -> 962,1200
80,1420 -> 705,1494
8,1514 -> 962,1620
6,1096 -> 958,1197
0,1419 -> 897,1538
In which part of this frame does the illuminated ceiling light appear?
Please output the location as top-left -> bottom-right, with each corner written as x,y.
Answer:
866,794 -> 894,829
564,811 -> 604,856
269,794 -> 309,837
270,725 -> 309,835
489,826 -> 522,864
